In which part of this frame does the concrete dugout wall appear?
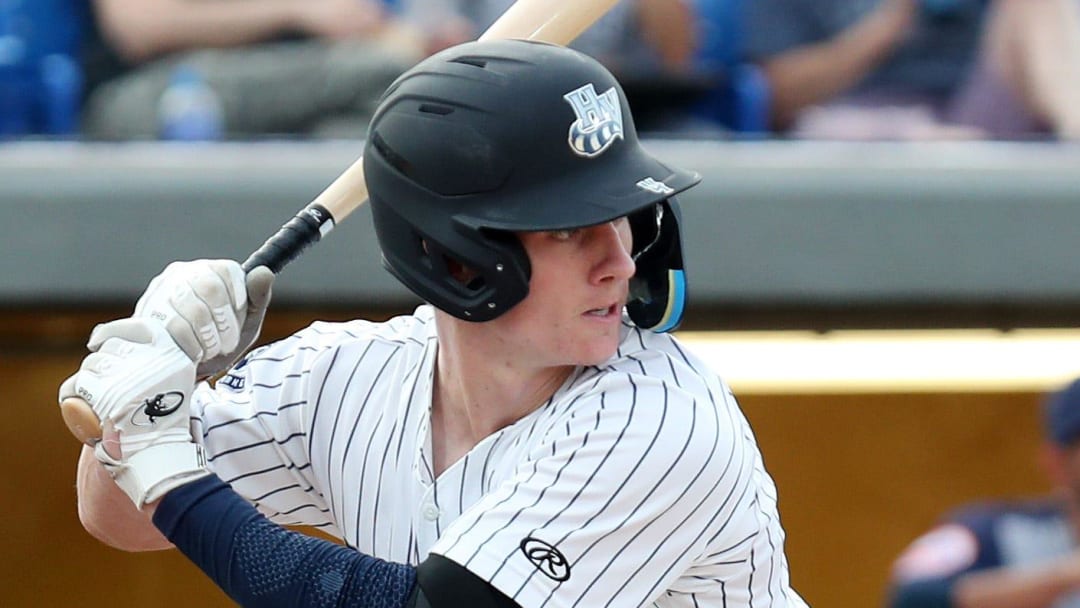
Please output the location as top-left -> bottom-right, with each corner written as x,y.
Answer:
2,139 -> 1076,606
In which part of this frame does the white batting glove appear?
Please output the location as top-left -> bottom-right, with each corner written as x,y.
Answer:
133,260 -> 274,379
58,318 -> 209,507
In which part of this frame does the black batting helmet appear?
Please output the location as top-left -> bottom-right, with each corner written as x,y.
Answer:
363,39 -> 700,331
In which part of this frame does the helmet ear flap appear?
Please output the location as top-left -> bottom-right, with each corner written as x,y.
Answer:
371,201 -> 532,322
425,230 -> 532,321
626,199 -> 687,333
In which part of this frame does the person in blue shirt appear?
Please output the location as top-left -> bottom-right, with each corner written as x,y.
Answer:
888,377 -> 1080,608
79,0 -> 464,140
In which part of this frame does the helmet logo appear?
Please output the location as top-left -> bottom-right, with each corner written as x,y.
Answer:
563,83 -> 624,157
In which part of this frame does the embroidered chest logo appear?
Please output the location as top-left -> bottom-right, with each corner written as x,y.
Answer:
519,537 -> 571,582
129,391 -> 185,427
219,371 -> 245,391
563,83 -> 624,158
219,351 -> 257,391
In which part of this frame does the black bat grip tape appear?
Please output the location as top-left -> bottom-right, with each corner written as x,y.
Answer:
242,204 -> 335,274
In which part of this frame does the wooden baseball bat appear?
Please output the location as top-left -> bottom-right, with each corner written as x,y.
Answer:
60,0 -> 621,446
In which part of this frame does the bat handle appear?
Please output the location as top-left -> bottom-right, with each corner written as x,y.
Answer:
60,397 -> 103,446
60,203 -> 341,446
58,205 -> 339,446
242,203 -> 337,273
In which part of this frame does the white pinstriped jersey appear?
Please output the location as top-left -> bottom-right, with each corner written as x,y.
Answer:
190,305 -> 807,607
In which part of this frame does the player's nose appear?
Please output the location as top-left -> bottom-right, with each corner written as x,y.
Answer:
590,220 -> 635,284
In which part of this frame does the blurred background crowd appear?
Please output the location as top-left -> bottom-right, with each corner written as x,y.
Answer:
2,0 -> 1078,142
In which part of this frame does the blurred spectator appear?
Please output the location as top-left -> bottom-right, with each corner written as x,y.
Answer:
80,0 -> 447,140
887,377 -> 1080,608
394,0 -> 706,131
978,0 -> 1080,140
743,0 -> 1080,140
404,0 -> 698,77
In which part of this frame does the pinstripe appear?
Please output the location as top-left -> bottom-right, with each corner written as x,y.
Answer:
577,389 -> 732,607
549,386 -> 690,605
271,502 -> 330,517
748,548 -> 756,606
372,401 -> 405,552
458,454 -> 469,515
221,462 -> 289,484
251,482 -> 308,503
205,438 -> 277,461
763,506 -> 778,606
306,345 -> 344,469
320,345 -> 368,527
464,403 -> 598,573
190,307 -> 806,607
708,532 -> 759,557
432,462 -> 443,538
342,349 -> 397,546
201,413 -> 304,442
430,393 -> 588,563
505,397 -> 628,596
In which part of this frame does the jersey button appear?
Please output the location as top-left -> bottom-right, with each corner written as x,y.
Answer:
422,504 -> 440,521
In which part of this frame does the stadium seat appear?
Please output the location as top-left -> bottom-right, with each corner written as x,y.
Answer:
0,0 -> 87,138
691,0 -> 770,133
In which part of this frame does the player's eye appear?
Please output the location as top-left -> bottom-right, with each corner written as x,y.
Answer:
549,228 -> 580,241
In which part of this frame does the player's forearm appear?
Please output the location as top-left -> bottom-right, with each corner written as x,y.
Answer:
151,474 -> 526,608
636,0 -> 697,70
760,0 -> 915,129
76,446 -> 173,551
952,558 -> 1080,608
997,0 -> 1080,138
93,0 -> 304,62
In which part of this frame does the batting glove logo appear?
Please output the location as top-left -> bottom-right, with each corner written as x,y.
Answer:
563,83 -> 624,158
129,391 -> 185,427
519,537 -> 571,582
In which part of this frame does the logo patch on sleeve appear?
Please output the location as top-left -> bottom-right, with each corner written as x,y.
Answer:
519,537 -> 571,582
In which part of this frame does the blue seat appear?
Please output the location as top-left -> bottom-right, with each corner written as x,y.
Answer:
0,0 -> 87,138
690,0 -> 770,133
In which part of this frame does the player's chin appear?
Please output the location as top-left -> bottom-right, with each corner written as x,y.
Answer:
576,329 -> 623,365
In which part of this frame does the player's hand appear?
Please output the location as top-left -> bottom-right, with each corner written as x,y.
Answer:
134,259 -> 273,379
58,318 -> 209,507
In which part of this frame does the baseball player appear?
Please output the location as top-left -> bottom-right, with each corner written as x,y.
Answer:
62,40 -> 807,607
888,378 -> 1080,608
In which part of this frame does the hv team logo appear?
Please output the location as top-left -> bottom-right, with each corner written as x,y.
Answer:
563,83 -> 624,157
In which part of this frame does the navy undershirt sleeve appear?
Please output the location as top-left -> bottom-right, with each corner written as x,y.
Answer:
152,475 -> 417,608
887,576 -> 957,608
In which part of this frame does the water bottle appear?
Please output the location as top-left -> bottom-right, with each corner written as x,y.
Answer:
157,63 -> 224,141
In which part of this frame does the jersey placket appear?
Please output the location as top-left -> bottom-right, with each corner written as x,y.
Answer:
412,410 -> 444,554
